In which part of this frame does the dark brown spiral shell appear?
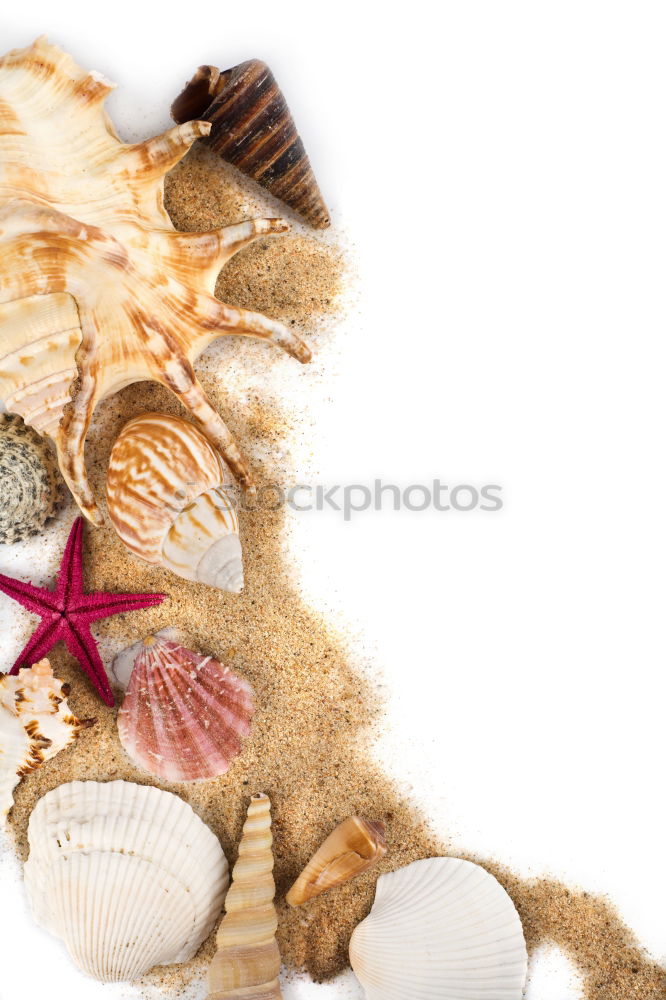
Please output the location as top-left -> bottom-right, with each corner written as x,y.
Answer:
172,60 -> 330,229
0,414 -> 62,544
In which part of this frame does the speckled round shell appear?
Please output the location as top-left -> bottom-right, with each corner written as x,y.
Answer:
0,414 -> 61,544
349,857 -> 528,1000
106,412 -> 244,593
25,780 -> 229,981
115,629 -> 255,782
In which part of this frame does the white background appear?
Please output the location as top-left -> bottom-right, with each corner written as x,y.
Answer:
1,2 -> 665,998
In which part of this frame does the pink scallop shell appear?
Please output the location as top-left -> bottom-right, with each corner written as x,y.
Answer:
117,632 -> 255,782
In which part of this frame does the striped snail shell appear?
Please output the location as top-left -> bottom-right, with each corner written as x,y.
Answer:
0,413 -> 62,544
106,413 -> 243,593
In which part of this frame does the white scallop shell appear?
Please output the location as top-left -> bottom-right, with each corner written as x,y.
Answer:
24,780 -> 229,981
349,857 -> 528,1000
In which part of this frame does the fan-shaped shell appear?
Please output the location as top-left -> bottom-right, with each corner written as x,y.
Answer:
0,38 -> 311,526
106,412 -> 244,593
0,414 -> 62,543
115,629 -> 255,782
25,779 -> 229,981
0,659 -> 93,826
286,817 -> 387,906
207,793 -> 282,1000
349,857 -> 528,1000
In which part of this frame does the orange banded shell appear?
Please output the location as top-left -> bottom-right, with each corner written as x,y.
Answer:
106,412 -> 243,593
286,817 -> 387,906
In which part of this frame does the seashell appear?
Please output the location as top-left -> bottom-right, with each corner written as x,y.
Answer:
207,793 -> 282,1000
349,857 -> 528,1000
0,659 -> 93,826
115,628 -> 255,782
0,414 -> 62,544
286,817 -> 387,906
25,779 -> 229,980
172,60 -> 330,230
0,38 -> 311,526
106,412 -> 244,592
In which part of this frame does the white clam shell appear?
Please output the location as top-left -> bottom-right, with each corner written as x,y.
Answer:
349,857 -> 528,1000
24,780 -> 229,981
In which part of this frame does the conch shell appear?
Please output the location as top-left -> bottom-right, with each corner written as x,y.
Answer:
207,793 -> 282,1000
172,60 -> 330,229
0,658 -> 93,825
0,413 -> 62,543
286,817 -> 387,906
115,628 -> 255,782
106,412 -> 243,592
0,38 -> 311,526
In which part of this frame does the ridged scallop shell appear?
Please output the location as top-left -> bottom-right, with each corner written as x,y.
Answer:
0,658 -> 93,826
115,629 -> 255,782
106,412 -> 244,593
349,857 -> 528,1000
0,414 -> 62,543
286,817 -> 387,906
207,793 -> 282,1000
172,60 -> 330,229
25,779 -> 229,981
0,38 -> 311,526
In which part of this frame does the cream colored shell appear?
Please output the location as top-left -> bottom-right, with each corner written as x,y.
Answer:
349,857 -> 528,1000
207,793 -> 282,1000
0,659 -> 92,826
25,779 -> 229,981
0,38 -> 311,526
286,817 -> 387,906
106,412 -> 243,591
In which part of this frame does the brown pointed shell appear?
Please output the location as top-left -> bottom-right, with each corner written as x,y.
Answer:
172,60 -> 330,229
0,38 -> 311,526
207,793 -> 282,1000
286,816 -> 387,906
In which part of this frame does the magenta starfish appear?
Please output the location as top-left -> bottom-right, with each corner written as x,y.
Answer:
0,517 -> 165,706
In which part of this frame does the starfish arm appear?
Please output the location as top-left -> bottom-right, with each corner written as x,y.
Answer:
0,573 -> 61,615
8,619 -> 61,674
74,590 -> 166,624
62,621 -> 115,707
54,517 -> 86,605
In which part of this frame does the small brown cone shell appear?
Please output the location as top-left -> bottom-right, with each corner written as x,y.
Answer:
172,60 -> 330,229
207,793 -> 282,1000
286,817 -> 387,907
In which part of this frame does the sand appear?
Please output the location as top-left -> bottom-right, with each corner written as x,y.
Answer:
4,147 -> 665,1000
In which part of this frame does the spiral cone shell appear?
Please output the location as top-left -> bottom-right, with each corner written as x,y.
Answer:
115,628 -> 255,781
286,817 -> 386,906
0,659 -> 93,826
106,412 -> 244,592
172,60 -> 330,229
0,414 -> 62,543
207,793 -> 282,1000
25,779 -> 229,981
349,857 -> 528,1000
0,38 -> 311,525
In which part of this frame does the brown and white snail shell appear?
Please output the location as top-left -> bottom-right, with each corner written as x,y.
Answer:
106,412 -> 244,592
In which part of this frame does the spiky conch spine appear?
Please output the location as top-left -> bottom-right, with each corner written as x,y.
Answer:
0,38 -> 311,526
207,793 -> 282,1000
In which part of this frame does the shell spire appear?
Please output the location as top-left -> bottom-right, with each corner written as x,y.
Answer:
0,39 -> 311,525
207,793 -> 282,1000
